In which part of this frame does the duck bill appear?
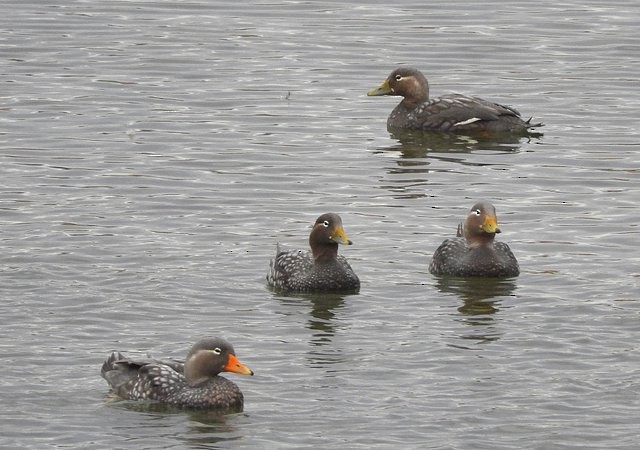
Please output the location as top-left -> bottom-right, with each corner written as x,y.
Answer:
331,226 -> 353,245
481,215 -> 501,234
367,79 -> 392,96
224,354 -> 254,376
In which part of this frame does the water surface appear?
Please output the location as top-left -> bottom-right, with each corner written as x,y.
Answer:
1,0 -> 639,448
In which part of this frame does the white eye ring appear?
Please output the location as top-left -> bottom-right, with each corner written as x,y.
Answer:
395,74 -> 402,81
473,209 -> 481,216
212,347 -> 222,355
322,220 -> 330,227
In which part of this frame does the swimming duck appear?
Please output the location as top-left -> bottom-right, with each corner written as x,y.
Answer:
101,337 -> 253,410
367,67 -> 542,135
429,201 -> 520,277
267,213 -> 360,293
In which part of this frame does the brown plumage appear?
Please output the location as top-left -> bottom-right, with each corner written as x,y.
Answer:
368,67 -> 542,135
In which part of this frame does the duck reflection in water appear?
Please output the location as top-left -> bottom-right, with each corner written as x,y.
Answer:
306,293 -> 348,369
306,294 -> 345,343
185,411 -> 240,447
381,128 -> 534,159
436,276 -> 517,313
115,399 -> 239,446
436,277 -> 517,346
374,129 -> 537,201
278,292 -> 349,370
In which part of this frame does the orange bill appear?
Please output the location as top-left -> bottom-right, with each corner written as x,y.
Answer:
224,354 -> 254,376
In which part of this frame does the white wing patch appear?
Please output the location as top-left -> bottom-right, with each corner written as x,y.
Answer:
453,117 -> 482,127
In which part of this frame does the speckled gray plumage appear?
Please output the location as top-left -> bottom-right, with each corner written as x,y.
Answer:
101,338 -> 251,410
101,353 -> 244,409
429,201 -> 520,278
267,248 -> 360,293
266,213 -> 360,293
429,237 -> 519,277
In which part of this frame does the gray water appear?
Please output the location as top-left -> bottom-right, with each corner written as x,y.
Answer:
1,0 -> 639,448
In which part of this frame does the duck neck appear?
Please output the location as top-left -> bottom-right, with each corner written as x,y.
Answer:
401,76 -> 429,108
184,352 -> 218,386
466,232 -> 495,248
312,241 -> 339,263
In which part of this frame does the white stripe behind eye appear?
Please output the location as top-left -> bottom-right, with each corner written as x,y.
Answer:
453,117 -> 481,126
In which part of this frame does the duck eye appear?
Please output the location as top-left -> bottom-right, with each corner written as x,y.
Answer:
212,347 -> 222,355
322,220 -> 330,227
395,74 -> 402,81
474,209 -> 481,216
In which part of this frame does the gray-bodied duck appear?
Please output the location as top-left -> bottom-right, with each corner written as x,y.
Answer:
429,201 -> 520,277
368,67 -> 542,135
267,213 -> 360,293
101,337 -> 253,410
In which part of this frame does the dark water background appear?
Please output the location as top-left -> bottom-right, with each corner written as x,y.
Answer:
1,0 -> 639,448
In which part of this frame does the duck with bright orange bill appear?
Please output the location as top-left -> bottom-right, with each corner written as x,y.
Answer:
367,67 -> 542,135
267,213 -> 360,293
101,337 -> 253,410
429,201 -> 520,277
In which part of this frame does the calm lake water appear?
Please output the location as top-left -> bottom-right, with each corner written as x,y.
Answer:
1,0 -> 639,448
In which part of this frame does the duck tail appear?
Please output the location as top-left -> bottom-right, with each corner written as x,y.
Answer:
101,351 -> 137,389
101,352 -> 124,377
526,116 -> 544,129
